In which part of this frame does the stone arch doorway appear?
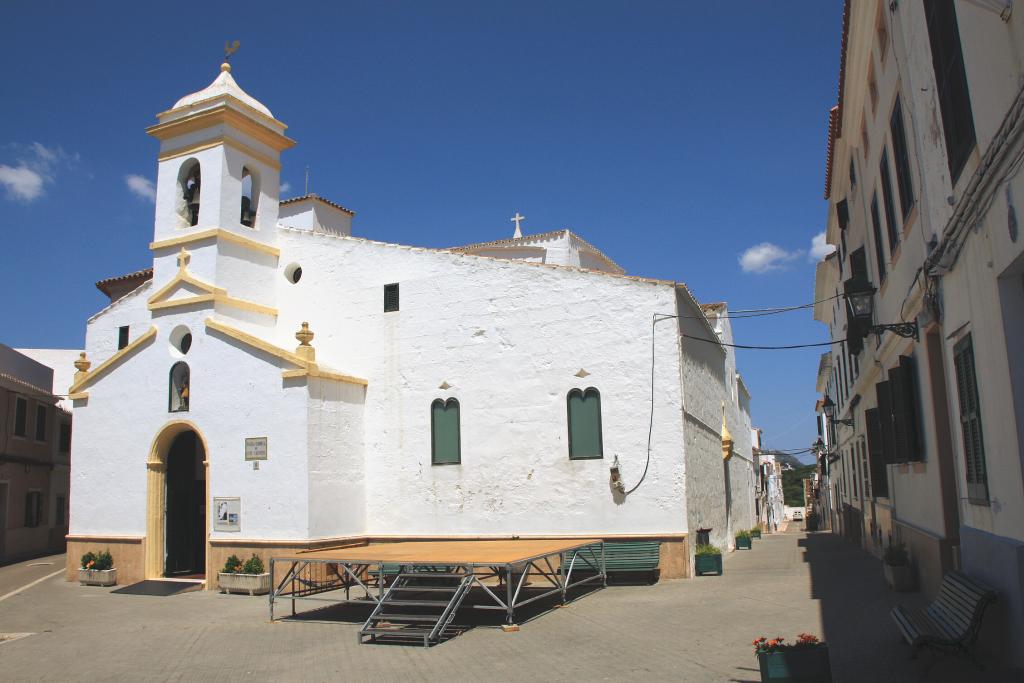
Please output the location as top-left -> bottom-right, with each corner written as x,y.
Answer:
146,421 -> 210,580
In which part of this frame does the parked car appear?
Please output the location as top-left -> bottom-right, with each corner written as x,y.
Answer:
792,509 -> 804,521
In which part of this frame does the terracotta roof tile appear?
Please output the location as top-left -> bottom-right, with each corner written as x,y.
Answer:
280,193 -> 355,215
824,0 -> 851,200
95,268 -> 153,298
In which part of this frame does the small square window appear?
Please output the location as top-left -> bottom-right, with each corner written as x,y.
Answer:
118,325 -> 129,350
384,283 -> 400,312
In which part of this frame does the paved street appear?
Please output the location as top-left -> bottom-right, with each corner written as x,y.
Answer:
0,529 -> 1018,682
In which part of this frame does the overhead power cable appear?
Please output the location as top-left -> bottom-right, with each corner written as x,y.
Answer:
681,334 -> 846,350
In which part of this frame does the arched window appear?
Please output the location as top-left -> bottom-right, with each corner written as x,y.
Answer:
179,160 -> 201,227
169,362 -> 190,412
240,166 -> 258,227
567,387 -> 602,459
431,398 -> 460,465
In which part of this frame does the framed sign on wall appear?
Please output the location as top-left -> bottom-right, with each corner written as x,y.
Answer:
213,497 -> 241,532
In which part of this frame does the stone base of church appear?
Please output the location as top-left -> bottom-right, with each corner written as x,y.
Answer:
65,533 -> 689,588
65,535 -> 146,585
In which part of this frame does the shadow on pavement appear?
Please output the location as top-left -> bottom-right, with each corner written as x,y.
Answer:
800,530 -> 1019,682
278,582 -> 605,647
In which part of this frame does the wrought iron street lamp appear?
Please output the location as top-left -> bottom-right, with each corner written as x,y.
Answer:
821,395 -> 854,428
845,277 -> 919,341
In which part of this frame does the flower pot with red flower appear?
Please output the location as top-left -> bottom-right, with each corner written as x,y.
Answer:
753,633 -> 832,683
79,549 -> 117,586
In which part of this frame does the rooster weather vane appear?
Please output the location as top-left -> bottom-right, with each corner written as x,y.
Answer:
224,40 -> 240,62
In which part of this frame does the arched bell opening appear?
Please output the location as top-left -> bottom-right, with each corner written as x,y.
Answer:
240,166 -> 259,228
177,159 -> 202,228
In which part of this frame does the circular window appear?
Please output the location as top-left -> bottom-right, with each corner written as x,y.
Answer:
169,325 -> 193,357
285,262 -> 303,284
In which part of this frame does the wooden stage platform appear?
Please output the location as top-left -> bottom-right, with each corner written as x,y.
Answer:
274,538 -> 602,566
268,539 -> 608,646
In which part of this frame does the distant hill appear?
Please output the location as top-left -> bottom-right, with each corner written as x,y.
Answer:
782,464 -> 817,507
770,454 -> 811,471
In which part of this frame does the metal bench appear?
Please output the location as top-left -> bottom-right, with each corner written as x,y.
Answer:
563,541 -> 660,582
891,571 -> 997,664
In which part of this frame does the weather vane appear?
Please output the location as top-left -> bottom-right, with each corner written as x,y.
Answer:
224,40 -> 241,62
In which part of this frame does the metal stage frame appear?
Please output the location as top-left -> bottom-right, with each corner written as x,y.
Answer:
268,539 -> 606,627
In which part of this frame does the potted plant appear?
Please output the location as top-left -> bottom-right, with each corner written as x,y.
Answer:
753,633 -> 832,682
805,512 -> 820,532
218,553 -> 271,596
694,544 -> 723,576
750,526 -> 762,540
79,549 -> 117,586
883,542 -> 915,592
736,529 -> 753,550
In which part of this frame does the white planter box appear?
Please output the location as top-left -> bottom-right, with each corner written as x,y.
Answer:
218,572 -> 271,596
79,568 -> 117,587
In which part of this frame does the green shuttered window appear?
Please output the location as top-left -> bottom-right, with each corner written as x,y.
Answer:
953,334 -> 988,503
567,388 -> 603,460
431,398 -> 461,465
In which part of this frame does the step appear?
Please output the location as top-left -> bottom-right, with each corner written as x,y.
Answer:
369,613 -> 440,622
382,599 -> 451,607
389,585 -> 462,592
360,626 -> 461,637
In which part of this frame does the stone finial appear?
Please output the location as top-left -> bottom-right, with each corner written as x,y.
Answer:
295,322 -> 315,361
74,352 -> 91,382
721,401 -> 734,461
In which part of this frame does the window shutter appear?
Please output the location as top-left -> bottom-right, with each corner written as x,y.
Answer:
568,388 -> 603,459
889,365 -> 911,464
898,356 -> 922,461
865,408 -> 889,497
925,0 -> 976,183
384,283 -> 400,312
431,398 -> 461,465
837,199 -> 850,231
953,335 -> 988,502
875,380 -> 895,464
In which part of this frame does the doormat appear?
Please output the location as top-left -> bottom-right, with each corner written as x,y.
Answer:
112,580 -> 203,596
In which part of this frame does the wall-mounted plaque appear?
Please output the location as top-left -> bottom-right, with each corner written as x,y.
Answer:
245,437 -> 268,461
214,497 -> 241,532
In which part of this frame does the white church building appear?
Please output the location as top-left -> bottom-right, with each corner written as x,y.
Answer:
65,62 -> 755,585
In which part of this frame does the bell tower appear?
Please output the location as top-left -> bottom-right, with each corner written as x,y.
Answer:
145,58 -> 295,322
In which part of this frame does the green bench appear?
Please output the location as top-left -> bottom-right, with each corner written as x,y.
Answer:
891,571 -> 997,664
563,541 -> 661,582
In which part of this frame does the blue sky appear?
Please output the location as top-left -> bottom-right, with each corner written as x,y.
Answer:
0,1 -> 841,456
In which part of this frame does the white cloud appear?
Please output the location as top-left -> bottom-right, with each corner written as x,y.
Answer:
280,181 -> 292,195
809,232 -> 836,261
125,174 -> 156,202
739,242 -> 801,274
0,164 -> 45,201
0,142 -> 77,202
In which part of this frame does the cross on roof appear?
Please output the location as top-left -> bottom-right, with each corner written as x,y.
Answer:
511,212 -> 525,238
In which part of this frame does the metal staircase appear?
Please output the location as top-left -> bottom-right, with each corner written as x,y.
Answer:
359,568 -> 474,647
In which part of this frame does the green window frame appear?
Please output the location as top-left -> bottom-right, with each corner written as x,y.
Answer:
953,334 -> 988,503
567,387 -> 603,460
431,398 -> 461,465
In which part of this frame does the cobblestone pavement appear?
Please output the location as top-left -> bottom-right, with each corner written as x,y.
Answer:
0,529 -> 1018,682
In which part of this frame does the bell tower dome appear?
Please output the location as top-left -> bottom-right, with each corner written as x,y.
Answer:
145,61 -> 295,324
